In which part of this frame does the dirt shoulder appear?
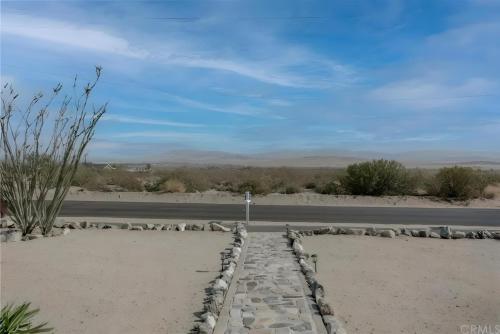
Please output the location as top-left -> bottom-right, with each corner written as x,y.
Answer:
61,186 -> 500,209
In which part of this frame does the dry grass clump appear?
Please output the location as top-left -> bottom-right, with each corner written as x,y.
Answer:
160,179 -> 187,193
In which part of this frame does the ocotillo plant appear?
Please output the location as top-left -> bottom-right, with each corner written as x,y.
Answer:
0,66 -> 106,236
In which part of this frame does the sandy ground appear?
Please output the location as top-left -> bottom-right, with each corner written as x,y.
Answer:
61,185 -> 500,209
0,230 -> 231,334
302,236 -> 500,334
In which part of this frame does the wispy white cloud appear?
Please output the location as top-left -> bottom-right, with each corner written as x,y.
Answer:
102,114 -> 203,127
1,13 -> 356,88
1,14 -> 149,58
163,93 -> 275,117
369,77 -> 498,109
110,131 -> 230,143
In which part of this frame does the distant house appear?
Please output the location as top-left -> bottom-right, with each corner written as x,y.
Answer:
125,164 -> 152,172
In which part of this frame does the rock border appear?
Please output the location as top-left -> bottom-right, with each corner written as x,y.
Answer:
293,225 -> 500,240
287,228 -> 346,334
195,222 -> 248,334
0,218 -> 235,243
286,224 -> 500,334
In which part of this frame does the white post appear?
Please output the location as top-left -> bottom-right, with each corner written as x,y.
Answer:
245,191 -> 251,225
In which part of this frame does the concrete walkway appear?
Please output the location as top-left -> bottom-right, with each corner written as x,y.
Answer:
219,232 -> 325,334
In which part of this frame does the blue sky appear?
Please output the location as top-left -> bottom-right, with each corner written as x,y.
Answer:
1,0 -> 500,161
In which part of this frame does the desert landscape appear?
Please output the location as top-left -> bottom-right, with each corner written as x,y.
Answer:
2,0 -> 500,333
1,229 -> 232,333
302,235 -> 500,334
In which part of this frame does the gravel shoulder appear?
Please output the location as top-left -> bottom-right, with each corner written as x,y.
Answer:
1,230 -> 231,334
302,235 -> 500,334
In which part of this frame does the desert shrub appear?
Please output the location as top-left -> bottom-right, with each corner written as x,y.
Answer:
143,179 -> 161,192
303,181 -> 316,190
427,166 -> 488,199
161,179 -> 186,193
316,180 -> 344,195
0,302 -> 52,333
341,159 -> 414,196
280,185 -> 301,194
105,170 -> 144,192
236,180 -> 270,195
72,165 -> 107,190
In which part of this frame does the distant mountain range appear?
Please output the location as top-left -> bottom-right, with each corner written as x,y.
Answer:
104,149 -> 500,169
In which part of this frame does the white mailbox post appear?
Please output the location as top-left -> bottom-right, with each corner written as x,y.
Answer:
245,191 -> 251,225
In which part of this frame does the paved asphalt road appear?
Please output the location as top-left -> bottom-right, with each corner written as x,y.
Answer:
60,201 -> 500,227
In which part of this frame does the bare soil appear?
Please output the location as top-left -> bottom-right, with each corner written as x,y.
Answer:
302,235 -> 500,334
1,230 -> 231,334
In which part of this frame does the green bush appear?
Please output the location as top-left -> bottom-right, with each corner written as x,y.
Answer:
427,166 -> 488,199
341,159 -> 414,196
1,302 -> 52,333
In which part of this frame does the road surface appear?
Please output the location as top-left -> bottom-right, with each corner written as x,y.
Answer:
60,201 -> 500,227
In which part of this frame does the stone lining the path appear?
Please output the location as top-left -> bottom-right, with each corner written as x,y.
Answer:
196,222 -> 248,334
0,218 -> 233,243
294,225 -> 500,240
287,229 -> 346,334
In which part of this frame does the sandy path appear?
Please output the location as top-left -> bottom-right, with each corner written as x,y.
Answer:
61,187 -> 500,209
1,230 -> 231,334
302,236 -> 500,334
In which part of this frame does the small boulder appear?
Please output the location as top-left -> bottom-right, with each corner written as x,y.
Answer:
191,224 -> 203,231
401,227 -> 411,236
466,231 -> 477,239
380,230 -> 395,238
477,230 -> 492,239
410,230 -> 419,237
62,227 -> 71,236
144,223 -> 155,230
80,221 -> 89,229
452,231 -> 466,239
101,224 -> 113,229
121,223 -> 132,230
153,224 -> 163,231
210,222 -> 230,232
314,228 -> 331,235
418,230 -> 429,238
328,227 -> 338,235
440,226 -> 452,239
6,231 -> 22,242
130,226 -> 143,231
345,228 -> 365,236
26,234 -> 44,240
53,221 -> 65,228
429,232 -> 440,238
365,227 -> 378,236
68,222 -> 81,229
212,279 -> 228,292
316,297 -> 333,315
162,224 -> 172,231
176,223 -> 186,231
